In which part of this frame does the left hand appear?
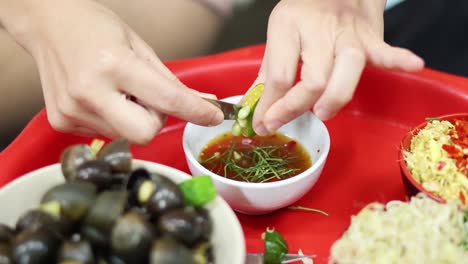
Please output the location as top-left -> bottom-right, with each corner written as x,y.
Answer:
252,0 -> 424,135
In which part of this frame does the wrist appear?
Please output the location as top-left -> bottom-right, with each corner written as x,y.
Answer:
0,0 -> 46,47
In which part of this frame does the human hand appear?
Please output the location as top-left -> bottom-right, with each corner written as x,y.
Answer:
2,0 -> 223,145
252,0 -> 424,135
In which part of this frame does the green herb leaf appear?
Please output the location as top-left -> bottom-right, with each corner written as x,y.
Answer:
217,143 -> 301,183
262,227 -> 288,264
287,205 -> 329,216
425,117 -> 440,121
178,175 -> 217,207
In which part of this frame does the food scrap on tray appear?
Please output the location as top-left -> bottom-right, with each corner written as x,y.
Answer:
330,193 -> 468,263
0,139 -> 217,264
403,118 -> 468,204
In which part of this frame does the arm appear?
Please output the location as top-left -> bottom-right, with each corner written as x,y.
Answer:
0,0 -> 224,145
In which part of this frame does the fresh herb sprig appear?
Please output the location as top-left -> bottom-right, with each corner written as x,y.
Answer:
226,143 -> 301,183
202,142 -> 302,183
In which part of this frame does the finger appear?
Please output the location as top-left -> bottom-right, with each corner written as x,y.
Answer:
91,90 -> 162,145
36,53 -> 77,134
262,33 -> 334,132
188,90 -> 218,100
57,97 -> 120,139
114,51 -> 224,126
366,39 -> 424,72
46,103 -> 101,137
128,31 -> 220,101
313,47 -> 366,120
73,127 -> 100,137
252,18 -> 300,135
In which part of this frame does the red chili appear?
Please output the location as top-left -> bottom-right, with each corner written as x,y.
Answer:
437,161 -> 446,170
441,120 -> 468,177
442,144 -> 463,158
284,141 -> 297,150
456,159 -> 468,170
460,191 -> 466,205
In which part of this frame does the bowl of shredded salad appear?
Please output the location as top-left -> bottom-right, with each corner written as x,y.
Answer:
330,193 -> 468,263
399,113 -> 468,206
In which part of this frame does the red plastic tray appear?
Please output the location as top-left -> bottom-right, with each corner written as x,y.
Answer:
1,45 -> 468,263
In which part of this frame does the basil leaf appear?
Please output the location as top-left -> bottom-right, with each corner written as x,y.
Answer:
178,175 -> 217,207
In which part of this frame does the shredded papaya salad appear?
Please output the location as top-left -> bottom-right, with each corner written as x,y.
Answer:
404,118 -> 468,205
330,193 -> 468,264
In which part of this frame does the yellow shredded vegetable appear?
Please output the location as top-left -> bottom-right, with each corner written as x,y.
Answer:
403,120 -> 468,202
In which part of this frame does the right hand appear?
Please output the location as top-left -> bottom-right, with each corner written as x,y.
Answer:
251,0 -> 424,135
7,0 -> 223,145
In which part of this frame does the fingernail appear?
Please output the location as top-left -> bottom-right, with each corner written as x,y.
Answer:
200,92 -> 218,100
314,108 -> 332,121
265,120 -> 283,132
254,123 -> 269,136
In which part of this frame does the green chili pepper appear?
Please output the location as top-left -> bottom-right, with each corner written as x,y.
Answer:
262,227 -> 288,264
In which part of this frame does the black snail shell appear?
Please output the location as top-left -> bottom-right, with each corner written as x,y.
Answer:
143,174 -> 185,218
15,210 -> 63,236
12,228 -> 60,264
110,211 -> 154,264
0,224 -> 14,243
98,139 -> 132,173
150,237 -> 195,264
192,242 -> 215,264
57,239 -> 95,264
126,168 -> 152,207
1,139 -> 217,264
60,144 -> 95,181
41,181 -> 97,223
110,172 -> 130,187
193,207 -> 213,242
81,190 -> 128,248
158,207 -> 204,247
75,160 -> 113,190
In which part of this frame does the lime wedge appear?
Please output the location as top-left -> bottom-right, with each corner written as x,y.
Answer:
240,83 -> 264,108
233,83 -> 264,137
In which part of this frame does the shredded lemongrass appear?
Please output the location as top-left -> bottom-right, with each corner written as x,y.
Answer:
287,206 -> 329,216
330,193 -> 468,263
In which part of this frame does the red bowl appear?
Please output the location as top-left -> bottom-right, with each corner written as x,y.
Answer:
399,113 -> 468,203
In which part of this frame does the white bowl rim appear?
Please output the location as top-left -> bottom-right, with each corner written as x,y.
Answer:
182,96 -> 331,189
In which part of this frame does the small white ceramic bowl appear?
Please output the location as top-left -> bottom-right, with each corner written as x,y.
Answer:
183,95 -> 331,215
0,160 -> 246,264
